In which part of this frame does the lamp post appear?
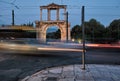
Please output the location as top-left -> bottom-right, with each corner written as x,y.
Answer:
12,10 -> 14,26
11,5 -> 19,26
81,6 -> 86,70
92,27 -> 94,43
66,11 -> 68,42
118,23 -> 120,40
0,1 -> 19,26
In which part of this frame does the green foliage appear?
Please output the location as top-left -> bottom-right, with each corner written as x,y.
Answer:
71,25 -> 82,39
107,19 -> 120,40
71,18 -> 106,43
46,29 -> 61,39
84,19 -> 106,42
21,22 -> 34,27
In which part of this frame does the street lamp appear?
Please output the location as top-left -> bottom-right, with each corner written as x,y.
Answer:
118,23 -> 120,41
11,3 -> 19,26
66,11 -> 68,42
92,27 -> 94,43
81,6 -> 86,70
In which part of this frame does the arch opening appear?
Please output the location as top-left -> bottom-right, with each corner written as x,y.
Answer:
46,26 -> 61,42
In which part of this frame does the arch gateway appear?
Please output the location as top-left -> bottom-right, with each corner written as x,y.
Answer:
35,3 -> 71,43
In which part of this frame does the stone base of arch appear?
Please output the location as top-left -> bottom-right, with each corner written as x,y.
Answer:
35,21 -> 71,43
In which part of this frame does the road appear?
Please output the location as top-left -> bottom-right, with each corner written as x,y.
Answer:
0,44 -> 120,81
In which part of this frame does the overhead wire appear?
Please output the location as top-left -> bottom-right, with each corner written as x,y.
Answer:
1,1 -> 120,25
1,5 -> 120,9
12,0 -> 17,3
0,0 -> 11,4
1,12 -> 120,17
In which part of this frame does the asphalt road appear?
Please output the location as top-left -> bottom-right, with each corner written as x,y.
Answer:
0,47 -> 120,81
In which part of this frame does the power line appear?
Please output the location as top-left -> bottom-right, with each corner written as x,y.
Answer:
0,0 -> 19,9
1,5 -> 120,9
12,0 -> 17,3
0,1 -> 11,4
1,12 -> 120,16
0,0 -> 17,4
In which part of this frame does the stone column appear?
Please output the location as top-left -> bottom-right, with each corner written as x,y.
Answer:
48,9 -> 51,21
61,23 -> 67,42
56,9 -> 59,20
40,9 -> 42,21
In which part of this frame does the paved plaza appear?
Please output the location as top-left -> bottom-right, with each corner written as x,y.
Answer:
21,64 -> 120,81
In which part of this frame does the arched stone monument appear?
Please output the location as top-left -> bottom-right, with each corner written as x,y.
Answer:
35,3 -> 71,43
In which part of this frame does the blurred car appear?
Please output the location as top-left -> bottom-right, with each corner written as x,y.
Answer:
0,41 -> 37,52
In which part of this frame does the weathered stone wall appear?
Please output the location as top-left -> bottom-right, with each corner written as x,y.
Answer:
36,21 -> 71,43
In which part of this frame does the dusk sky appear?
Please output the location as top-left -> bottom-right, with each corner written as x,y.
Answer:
0,0 -> 120,28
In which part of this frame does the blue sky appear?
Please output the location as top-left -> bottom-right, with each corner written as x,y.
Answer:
0,0 -> 120,28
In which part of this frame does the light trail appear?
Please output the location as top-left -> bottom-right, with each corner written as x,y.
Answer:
86,44 -> 120,48
37,47 -> 83,52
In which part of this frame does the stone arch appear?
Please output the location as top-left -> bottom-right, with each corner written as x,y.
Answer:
44,24 -> 63,34
36,21 -> 71,43
43,24 -> 64,41
35,3 -> 71,43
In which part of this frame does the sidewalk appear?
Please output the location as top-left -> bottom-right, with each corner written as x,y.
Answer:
21,64 -> 120,81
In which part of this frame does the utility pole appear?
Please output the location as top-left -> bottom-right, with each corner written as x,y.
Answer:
66,11 -> 68,42
12,10 -> 14,26
92,28 -> 94,43
118,23 -> 120,40
81,6 -> 86,70
0,1 -> 19,26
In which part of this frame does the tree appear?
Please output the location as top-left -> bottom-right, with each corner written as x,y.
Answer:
71,19 -> 105,43
71,25 -> 82,39
107,19 -> 120,41
46,29 -> 61,39
55,29 -> 61,39
21,22 -> 34,27
84,19 -> 105,42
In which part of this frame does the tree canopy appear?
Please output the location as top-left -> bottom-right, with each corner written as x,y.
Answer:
71,19 -> 106,43
107,19 -> 120,40
71,25 -> 82,39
